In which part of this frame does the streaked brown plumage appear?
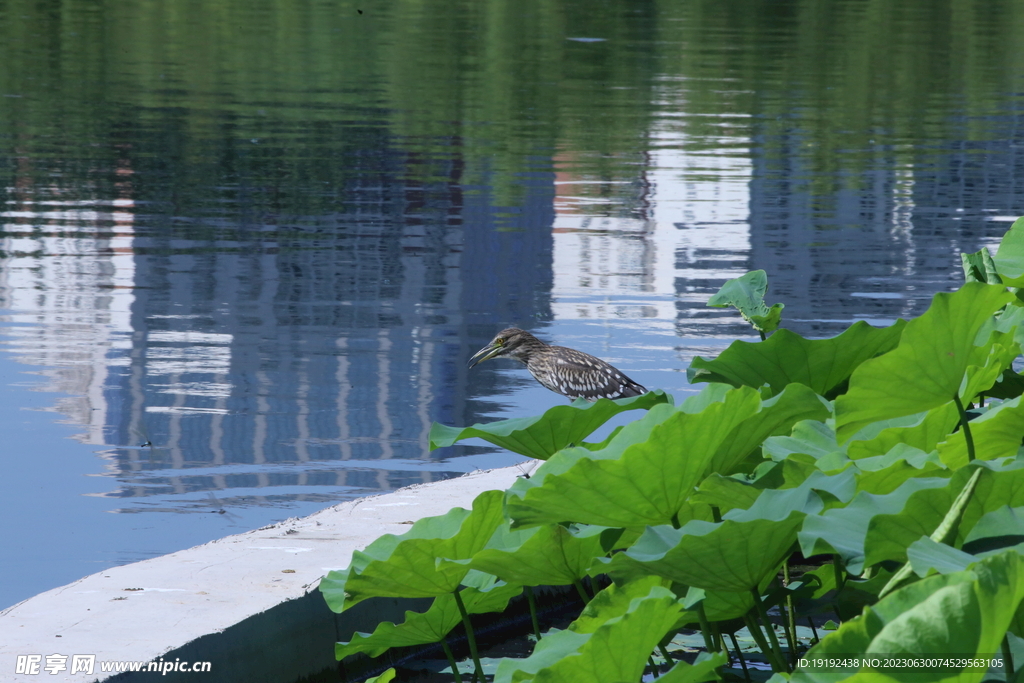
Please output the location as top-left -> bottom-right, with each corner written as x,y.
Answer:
468,327 -> 647,401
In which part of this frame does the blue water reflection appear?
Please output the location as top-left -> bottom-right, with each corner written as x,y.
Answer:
2,0 -> 1024,610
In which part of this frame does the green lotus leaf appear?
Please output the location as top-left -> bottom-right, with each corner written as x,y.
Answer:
505,388 -> 760,528
492,580 -> 683,683
762,420 -> 843,462
507,384 -> 827,529
790,551 -> 1024,683
688,320 -> 906,399
706,269 -> 784,334
986,368 -> 1024,400
465,523 -> 609,587
691,474 -> 761,514
612,511 -> 805,593
938,395 -> 1024,469
428,389 -> 672,460
711,383 -> 831,474
854,450 -> 948,496
334,576 -> 522,660
658,652 -> 729,683
864,463 -> 1024,568
834,283 -> 1014,443
363,669 -> 396,683
846,402 -> 960,460
962,505 -> 1024,556
906,536 -> 977,577
798,477 -> 951,575
570,575 -> 668,634
962,246 -> 1002,285
320,501 -> 480,612
995,217 -> 1024,287
322,490 -> 505,610
507,401 -> 678,493
960,333 -> 1022,407
740,469 -> 858,519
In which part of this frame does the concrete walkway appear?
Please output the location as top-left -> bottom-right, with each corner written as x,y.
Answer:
1,466 -> 526,683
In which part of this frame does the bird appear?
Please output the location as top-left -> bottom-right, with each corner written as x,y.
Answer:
468,327 -> 647,401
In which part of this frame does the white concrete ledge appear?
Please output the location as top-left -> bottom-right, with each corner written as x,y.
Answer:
1,466 -> 526,683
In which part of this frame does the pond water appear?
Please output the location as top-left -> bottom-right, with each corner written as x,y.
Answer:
1,0 -> 1022,608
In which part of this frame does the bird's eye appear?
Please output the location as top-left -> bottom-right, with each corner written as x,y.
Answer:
496,337 -> 505,345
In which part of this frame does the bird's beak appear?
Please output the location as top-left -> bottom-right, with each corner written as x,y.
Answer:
468,341 -> 504,368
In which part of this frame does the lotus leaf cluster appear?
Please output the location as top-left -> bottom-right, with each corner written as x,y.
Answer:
321,218 -> 1024,683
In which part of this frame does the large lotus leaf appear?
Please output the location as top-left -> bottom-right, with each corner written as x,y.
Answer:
962,247 -> 1002,285
364,670 -> 396,683
906,536 -> 977,577
790,551 -> 1024,683
569,575 -> 667,634
938,395 -> 1024,469
691,474 -> 761,514
710,383 -> 830,474
334,576 -> 522,659
762,420 -> 843,462
659,652 -> 729,683
505,402 -> 678,497
846,402 -> 961,460
507,385 -> 765,528
678,381 -> 734,414
961,332 -> 1022,406
321,502 -> 480,612
963,505 -> 1024,555
465,523 -> 608,587
611,511 -> 805,593
327,490 -> 505,609
736,469 -> 858,518
798,477 -> 951,575
428,390 -> 671,460
748,455 -> 819,495
854,451 -> 949,496
508,385 -> 826,529
706,269 -> 785,334
688,320 -> 906,399
505,387 -> 763,528
986,368 -> 1024,400
834,283 -> 1013,443
864,463 -> 1024,567
995,217 -> 1024,287
492,581 -> 682,683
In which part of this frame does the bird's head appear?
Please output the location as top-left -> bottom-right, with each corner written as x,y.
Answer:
468,328 -> 542,368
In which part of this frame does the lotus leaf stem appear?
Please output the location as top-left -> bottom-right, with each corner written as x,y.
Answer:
742,612 -> 786,673
572,578 -> 591,604
759,331 -> 767,342
649,655 -> 660,678
441,638 -> 463,683
953,393 -> 976,462
657,642 -> 673,665
728,631 -> 751,683
710,619 -> 723,654
806,617 -> 819,645
696,602 -> 717,653
832,555 -> 846,592
524,586 -> 541,641
782,563 -> 798,664
711,505 -> 722,523
670,511 -> 681,529
750,587 -> 788,672
1003,633 -> 1015,680
452,590 -> 484,682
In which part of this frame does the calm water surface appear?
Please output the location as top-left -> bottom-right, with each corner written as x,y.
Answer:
1,0 -> 1023,608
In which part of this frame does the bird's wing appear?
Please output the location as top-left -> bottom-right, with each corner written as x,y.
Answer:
542,347 -> 647,400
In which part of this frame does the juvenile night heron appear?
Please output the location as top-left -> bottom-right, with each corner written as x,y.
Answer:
468,327 -> 647,401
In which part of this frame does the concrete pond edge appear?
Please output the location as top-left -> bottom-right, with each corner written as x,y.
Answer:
1,465 -> 529,683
